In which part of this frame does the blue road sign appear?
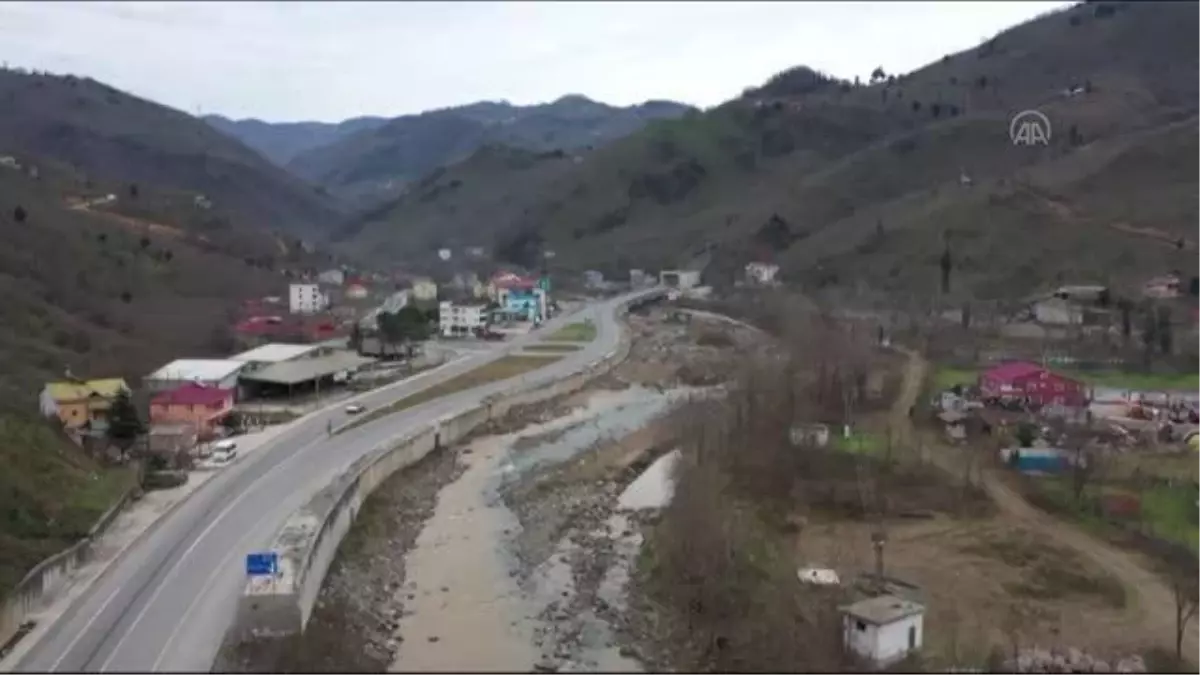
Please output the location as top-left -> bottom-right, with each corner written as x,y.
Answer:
245,552 -> 278,577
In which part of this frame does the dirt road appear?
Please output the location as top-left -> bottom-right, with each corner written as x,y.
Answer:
891,347 -> 1198,665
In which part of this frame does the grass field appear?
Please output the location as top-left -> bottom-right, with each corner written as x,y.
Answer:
0,413 -> 139,597
832,430 -> 884,455
547,321 -> 597,343
525,343 -> 583,353
337,355 -> 561,434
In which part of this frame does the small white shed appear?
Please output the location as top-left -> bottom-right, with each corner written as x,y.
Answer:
840,595 -> 925,667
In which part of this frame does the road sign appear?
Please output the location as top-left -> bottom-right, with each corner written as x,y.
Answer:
245,552 -> 278,577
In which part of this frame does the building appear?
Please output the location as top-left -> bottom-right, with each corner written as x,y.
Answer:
230,343 -> 324,367
978,361 -> 1087,407
39,378 -> 130,429
411,277 -> 438,302
1032,297 -> 1083,326
289,283 -> 329,314
745,262 -> 780,286
840,595 -> 925,668
344,280 -> 369,300
497,284 -> 547,322
439,301 -> 487,337
317,268 -> 346,286
630,269 -> 648,287
1144,274 -> 1182,299
149,383 -> 234,439
583,270 -> 605,289
660,269 -> 701,289
144,359 -> 247,394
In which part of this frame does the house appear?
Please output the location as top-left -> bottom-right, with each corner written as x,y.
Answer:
147,423 -> 199,460
1032,297 -> 1083,326
344,280 -> 368,300
1143,274 -> 1182,299
39,378 -> 130,429
790,423 -> 831,448
745,262 -> 780,286
411,277 -> 438,302
317,268 -> 346,286
583,270 -> 605,289
149,383 -> 234,439
660,269 -> 701,289
289,283 -> 329,314
144,359 -> 246,395
193,194 -> 212,210
841,595 -> 925,668
438,301 -> 487,337
978,362 -> 1087,407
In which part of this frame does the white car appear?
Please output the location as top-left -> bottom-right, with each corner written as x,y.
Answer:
213,439 -> 238,452
345,403 -> 366,414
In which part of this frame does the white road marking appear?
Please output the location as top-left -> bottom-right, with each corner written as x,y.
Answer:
48,582 -> 124,672
97,435 -> 322,672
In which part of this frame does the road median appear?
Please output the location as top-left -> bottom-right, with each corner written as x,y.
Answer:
228,290 -> 663,641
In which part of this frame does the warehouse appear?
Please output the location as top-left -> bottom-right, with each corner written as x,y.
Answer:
143,359 -> 248,395
237,348 -> 376,401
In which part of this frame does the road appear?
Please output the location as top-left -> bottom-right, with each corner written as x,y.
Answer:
11,291 -> 652,673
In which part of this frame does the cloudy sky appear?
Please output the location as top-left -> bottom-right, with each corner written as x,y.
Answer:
0,1 -> 1070,122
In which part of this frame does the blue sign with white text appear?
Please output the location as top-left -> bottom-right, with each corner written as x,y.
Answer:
246,552 -> 278,577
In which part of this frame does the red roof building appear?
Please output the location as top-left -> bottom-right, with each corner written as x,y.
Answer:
150,383 -> 235,439
978,361 -> 1087,407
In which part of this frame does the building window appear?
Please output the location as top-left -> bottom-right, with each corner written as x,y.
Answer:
856,620 -> 866,632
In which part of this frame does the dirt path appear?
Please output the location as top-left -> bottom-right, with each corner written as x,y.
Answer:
1019,184 -> 1196,253
890,347 -> 1198,664
68,200 -> 194,240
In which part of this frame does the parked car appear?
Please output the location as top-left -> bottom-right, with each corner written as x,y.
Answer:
214,439 -> 238,452
345,403 -> 366,414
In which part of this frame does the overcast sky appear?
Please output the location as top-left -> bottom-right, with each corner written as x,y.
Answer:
0,1 -> 1071,123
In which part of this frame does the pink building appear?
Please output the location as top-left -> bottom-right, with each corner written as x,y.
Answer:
150,383 -> 234,440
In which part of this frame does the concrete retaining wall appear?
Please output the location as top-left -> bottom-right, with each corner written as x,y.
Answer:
232,290 -> 662,640
0,480 -> 138,650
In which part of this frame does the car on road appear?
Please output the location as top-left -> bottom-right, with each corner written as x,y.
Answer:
345,403 -> 367,414
213,439 -> 237,452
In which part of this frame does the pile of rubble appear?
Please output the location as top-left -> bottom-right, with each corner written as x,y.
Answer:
1005,647 -> 1147,673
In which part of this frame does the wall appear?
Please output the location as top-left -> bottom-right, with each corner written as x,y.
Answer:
229,290 -> 661,640
0,481 -> 138,650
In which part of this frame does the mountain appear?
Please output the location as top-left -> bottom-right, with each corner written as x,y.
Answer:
202,114 -> 390,167
283,95 -> 696,204
337,0 -> 1198,300
0,69 -> 344,236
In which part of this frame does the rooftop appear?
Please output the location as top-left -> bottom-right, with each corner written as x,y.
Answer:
238,350 -> 376,386
840,595 -> 924,626
146,359 -> 246,383
152,382 -> 233,407
981,361 -> 1046,382
44,378 -> 128,402
230,343 -> 321,364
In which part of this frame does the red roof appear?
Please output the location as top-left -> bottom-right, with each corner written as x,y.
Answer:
981,361 -> 1046,383
152,383 -> 233,406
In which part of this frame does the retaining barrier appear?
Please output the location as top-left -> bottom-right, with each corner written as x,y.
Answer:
231,289 -> 663,639
0,480 -> 138,650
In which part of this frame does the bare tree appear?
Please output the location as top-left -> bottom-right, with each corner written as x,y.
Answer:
1172,571 -> 1199,661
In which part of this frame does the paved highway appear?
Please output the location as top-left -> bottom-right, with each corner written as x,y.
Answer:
12,291 -> 650,673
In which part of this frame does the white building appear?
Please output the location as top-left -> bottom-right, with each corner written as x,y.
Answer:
144,359 -> 247,394
745,262 -> 780,286
230,343 -> 323,365
317,269 -> 345,286
411,278 -> 438,302
439,301 -> 487,337
660,269 -> 701,290
840,595 -> 925,668
289,283 -> 329,314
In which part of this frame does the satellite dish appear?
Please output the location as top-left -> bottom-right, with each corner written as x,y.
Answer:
438,248 -> 451,261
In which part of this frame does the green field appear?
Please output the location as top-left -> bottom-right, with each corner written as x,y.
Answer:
1029,476 -> 1199,554
832,431 -> 884,456
547,321 -> 597,343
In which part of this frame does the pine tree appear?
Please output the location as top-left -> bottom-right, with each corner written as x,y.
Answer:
107,388 -> 145,451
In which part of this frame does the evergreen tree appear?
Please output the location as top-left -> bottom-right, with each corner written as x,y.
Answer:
107,388 -> 145,451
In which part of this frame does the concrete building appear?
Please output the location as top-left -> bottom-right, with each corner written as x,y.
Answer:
841,595 -> 925,667
660,269 -> 701,289
39,378 -> 130,429
745,262 -> 780,286
289,283 -> 328,314
149,383 -> 234,440
411,277 -> 438,302
317,269 -> 345,286
439,301 -> 487,337
497,285 -> 547,322
144,359 -> 247,394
